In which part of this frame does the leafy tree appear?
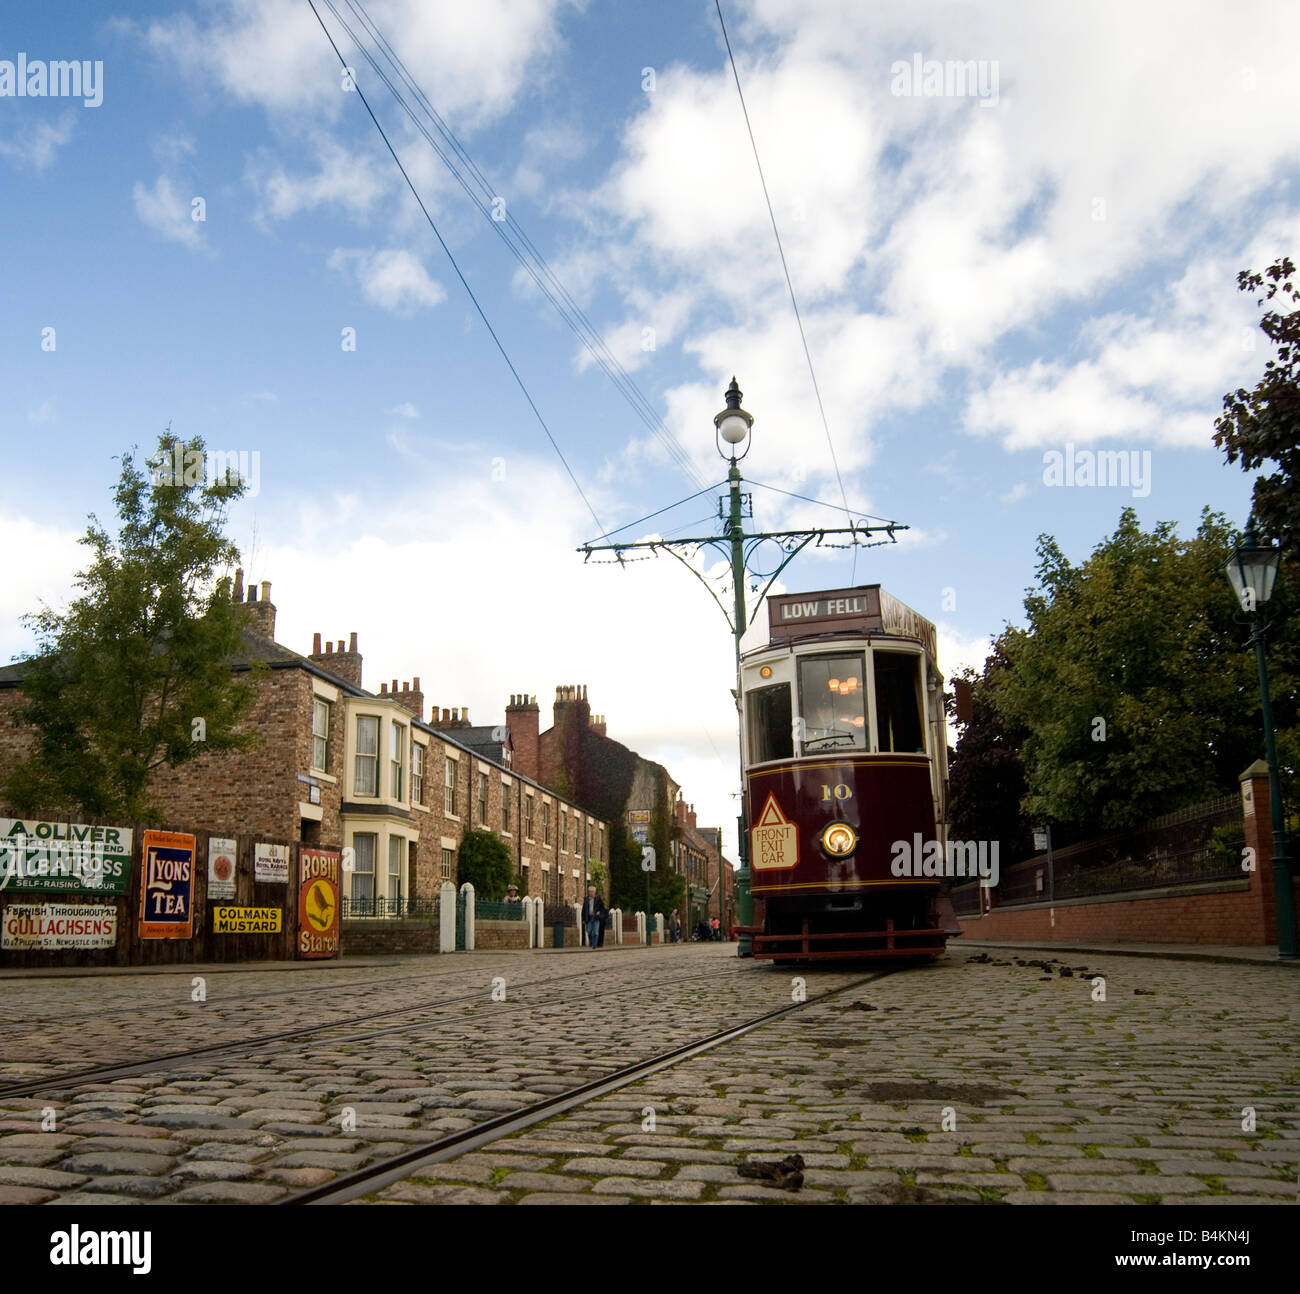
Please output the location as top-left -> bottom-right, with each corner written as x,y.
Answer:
989,508 -> 1264,830
947,637 -> 1034,859
456,829 -> 513,898
1215,256 -> 1300,553
585,857 -> 608,894
3,431 -> 259,820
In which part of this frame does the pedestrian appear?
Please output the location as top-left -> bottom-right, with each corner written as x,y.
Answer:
505,884 -> 520,902
669,908 -> 682,943
711,916 -> 720,941
582,885 -> 608,950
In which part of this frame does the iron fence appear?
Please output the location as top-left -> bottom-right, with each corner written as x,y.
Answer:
341,896 -> 439,919
543,903 -> 577,926
477,899 -> 526,921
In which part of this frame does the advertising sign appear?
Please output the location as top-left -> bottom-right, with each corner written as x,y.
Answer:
213,907 -> 281,934
208,837 -> 237,901
0,818 -> 132,895
2,902 -> 117,950
297,847 -> 340,959
255,842 -> 290,885
139,831 -> 196,940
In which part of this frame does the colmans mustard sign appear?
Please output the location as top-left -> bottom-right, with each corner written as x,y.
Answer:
213,907 -> 281,934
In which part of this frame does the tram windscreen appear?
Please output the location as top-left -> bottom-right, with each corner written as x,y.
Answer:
747,683 -> 793,763
874,651 -> 925,753
797,654 -> 867,753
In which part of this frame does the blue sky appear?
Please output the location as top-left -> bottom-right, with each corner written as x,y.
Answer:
2,0 -> 1297,860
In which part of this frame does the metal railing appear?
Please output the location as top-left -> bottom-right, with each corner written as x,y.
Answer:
477,899 -> 526,922
341,896 -> 439,919
543,903 -> 577,926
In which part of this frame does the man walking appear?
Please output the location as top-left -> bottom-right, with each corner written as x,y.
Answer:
582,885 -> 608,950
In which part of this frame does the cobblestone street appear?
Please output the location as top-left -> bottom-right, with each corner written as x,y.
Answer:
1,943 -> 1296,1206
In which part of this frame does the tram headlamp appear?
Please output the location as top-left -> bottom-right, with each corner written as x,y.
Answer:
820,822 -> 857,856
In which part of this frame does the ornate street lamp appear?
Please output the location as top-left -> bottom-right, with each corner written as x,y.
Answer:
1225,516 -> 1296,961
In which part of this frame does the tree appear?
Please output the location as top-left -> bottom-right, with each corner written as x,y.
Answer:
1215,256 -> 1300,553
3,431 -> 260,820
456,829 -> 513,899
989,508 -> 1264,830
947,637 -> 1034,860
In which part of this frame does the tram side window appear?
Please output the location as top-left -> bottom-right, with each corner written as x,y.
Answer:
797,653 -> 867,752
874,651 -> 925,753
747,683 -> 793,763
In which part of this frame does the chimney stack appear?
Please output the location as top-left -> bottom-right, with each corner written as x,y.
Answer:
242,575 -> 276,640
506,691 -> 540,780
309,630 -> 363,690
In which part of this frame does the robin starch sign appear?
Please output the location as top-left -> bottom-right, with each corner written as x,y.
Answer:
297,847 -> 340,959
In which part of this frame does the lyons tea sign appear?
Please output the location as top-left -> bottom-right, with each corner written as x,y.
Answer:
0,818 -> 133,895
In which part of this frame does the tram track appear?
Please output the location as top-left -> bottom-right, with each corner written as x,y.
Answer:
283,967 -> 901,1204
0,959 -> 764,1100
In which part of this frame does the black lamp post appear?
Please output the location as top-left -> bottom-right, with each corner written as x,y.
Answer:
1224,516 -> 1297,961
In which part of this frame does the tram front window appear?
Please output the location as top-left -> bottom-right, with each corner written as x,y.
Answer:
798,654 -> 867,753
747,683 -> 793,763
874,650 -> 925,752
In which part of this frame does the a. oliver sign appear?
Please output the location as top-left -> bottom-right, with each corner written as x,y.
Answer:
0,818 -> 132,894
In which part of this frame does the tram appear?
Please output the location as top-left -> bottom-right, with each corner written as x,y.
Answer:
738,584 -> 955,961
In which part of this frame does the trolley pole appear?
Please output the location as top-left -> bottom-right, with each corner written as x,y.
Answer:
578,378 -> 907,961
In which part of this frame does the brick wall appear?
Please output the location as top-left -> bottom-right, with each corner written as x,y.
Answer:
474,919 -> 529,950
957,771 -> 1292,947
341,919 -> 439,956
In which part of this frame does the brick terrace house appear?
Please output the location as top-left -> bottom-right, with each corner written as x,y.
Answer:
677,803 -> 736,934
506,684 -> 681,905
0,573 -> 608,912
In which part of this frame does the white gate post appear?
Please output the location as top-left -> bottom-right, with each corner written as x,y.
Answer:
613,908 -> 622,945
522,896 -> 534,948
572,902 -> 583,945
535,897 -> 545,949
460,881 -> 475,951
636,911 -> 645,945
654,912 -> 664,945
439,881 -> 456,953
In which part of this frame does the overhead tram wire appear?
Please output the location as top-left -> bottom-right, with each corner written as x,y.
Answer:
304,0 -> 606,538
713,0 -> 858,579
323,0 -> 707,493
747,478 -> 901,527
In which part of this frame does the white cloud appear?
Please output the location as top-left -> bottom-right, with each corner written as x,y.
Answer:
27,399 -> 56,426
0,111 -> 75,170
143,0 -> 574,126
328,247 -> 446,315
387,402 -> 420,419
133,175 -> 204,250
0,513 -> 84,663
249,139 -> 392,223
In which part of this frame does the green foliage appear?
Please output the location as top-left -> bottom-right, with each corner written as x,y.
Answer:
585,857 -> 608,894
1215,257 -> 1300,554
947,636 -> 1033,858
3,431 -> 260,820
989,508 -> 1269,830
456,829 -> 514,899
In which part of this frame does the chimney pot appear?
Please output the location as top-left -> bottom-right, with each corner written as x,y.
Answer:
349,632 -> 358,652
413,676 -> 420,691
313,632 -> 322,654
392,678 -> 398,694
261,580 -> 271,603
325,641 -> 333,654
248,587 -> 257,602
233,568 -> 244,600
380,683 -> 388,694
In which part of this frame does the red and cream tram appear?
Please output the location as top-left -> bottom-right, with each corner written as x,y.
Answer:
739,584 -> 954,961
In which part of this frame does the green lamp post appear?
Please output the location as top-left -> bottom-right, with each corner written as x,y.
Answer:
1224,516 -> 1297,961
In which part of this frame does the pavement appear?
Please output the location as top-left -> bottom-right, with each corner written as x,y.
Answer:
961,938 -> 1300,968
0,943 -> 1296,1206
